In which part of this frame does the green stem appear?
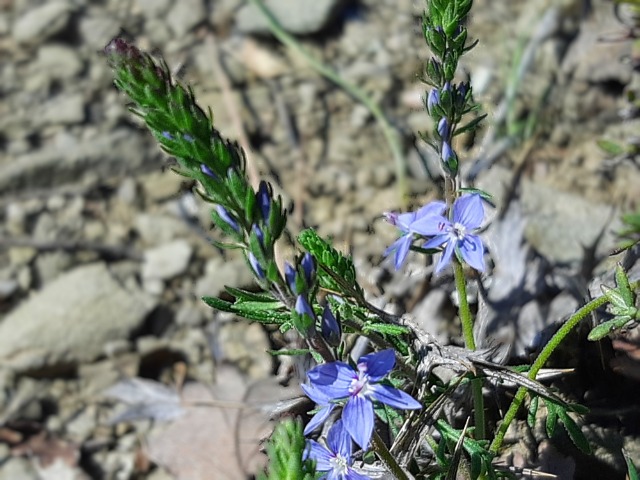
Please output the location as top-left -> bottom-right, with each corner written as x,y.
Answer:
453,259 -> 486,439
247,0 -> 408,206
371,432 -> 413,480
489,280 -> 640,454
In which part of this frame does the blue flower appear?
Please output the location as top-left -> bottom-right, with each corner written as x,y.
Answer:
412,193 -> 485,274
305,349 -> 421,450
427,88 -> 440,115
306,420 -> 370,480
384,201 -> 446,269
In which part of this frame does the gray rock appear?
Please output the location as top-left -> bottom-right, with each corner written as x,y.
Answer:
0,128 -> 151,193
134,0 -> 173,18
12,1 -> 73,45
32,44 -> 84,82
167,0 -> 206,37
78,13 -> 121,50
235,0 -> 347,35
36,92 -> 85,126
142,239 -> 193,281
0,263 -> 155,372
0,457 -> 37,480
195,257 -> 254,298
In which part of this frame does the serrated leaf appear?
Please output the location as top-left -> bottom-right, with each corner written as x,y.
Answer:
588,316 -> 633,341
202,296 -> 289,324
558,410 -> 591,454
527,395 -> 539,429
362,322 -> 410,337
544,399 -> 559,438
267,349 -> 312,357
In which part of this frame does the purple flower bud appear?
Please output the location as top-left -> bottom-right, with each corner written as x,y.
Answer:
442,81 -> 451,94
301,253 -> 315,286
183,133 -> 194,142
441,141 -> 455,163
321,305 -> 341,346
437,117 -> 450,140
427,89 -> 440,114
216,205 -> 240,232
248,252 -> 265,279
295,295 -> 315,320
284,261 -> 297,293
256,181 -> 271,222
161,131 -> 174,140
201,164 -> 216,178
252,224 -> 265,248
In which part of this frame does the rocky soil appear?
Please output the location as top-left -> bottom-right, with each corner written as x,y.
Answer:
1,0 -> 640,479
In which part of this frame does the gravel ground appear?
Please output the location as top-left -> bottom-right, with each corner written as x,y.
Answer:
1,0 -> 639,478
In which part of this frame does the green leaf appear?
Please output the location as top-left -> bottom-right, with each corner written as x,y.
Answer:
202,296 -> 290,324
267,348 -> 312,357
362,322 -> 410,337
588,316 -> 634,341
224,286 -> 278,303
527,395 -> 539,429
258,418 -> 315,480
544,399 -> 559,438
597,139 -> 625,155
624,449 -> 639,480
615,264 -> 634,306
558,410 -> 591,454
454,114 -> 487,137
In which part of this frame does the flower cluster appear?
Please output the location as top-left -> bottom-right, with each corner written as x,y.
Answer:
385,193 -> 486,273
302,349 -> 421,463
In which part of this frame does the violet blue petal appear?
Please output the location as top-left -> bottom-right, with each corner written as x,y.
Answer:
306,440 -> 332,470
414,201 -> 446,220
459,234 -> 485,272
343,395 -> 374,450
423,234 -> 449,250
359,349 -> 395,381
304,404 -> 335,436
326,420 -> 352,460
412,215 -> 450,237
368,384 -> 422,410
435,239 -> 456,274
453,194 -> 484,230
307,362 -> 354,398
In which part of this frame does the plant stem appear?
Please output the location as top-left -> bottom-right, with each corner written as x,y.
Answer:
453,259 -> 486,439
489,280 -> 640,454
247,0 -> 408,206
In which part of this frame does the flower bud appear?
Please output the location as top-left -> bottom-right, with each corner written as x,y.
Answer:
248,252 -> 265,279
437,117 -> 450,140
427,89 -> 440,115
284,261 -> 297,294
201,164 -> 216,178
321,305 -> 341,347
216,205 -> 240,232
256,181 -> 271,222
301,253 -> 315,287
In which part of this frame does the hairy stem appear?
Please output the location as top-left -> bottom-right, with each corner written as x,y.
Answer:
453,259 -> 485,439
490,280 -> 640,454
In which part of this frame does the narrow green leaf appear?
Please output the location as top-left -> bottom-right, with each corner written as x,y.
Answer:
597,139 -> 625,155
527,395 -> 539,429
624,449 -> 640,480
558,410 -> 591,454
